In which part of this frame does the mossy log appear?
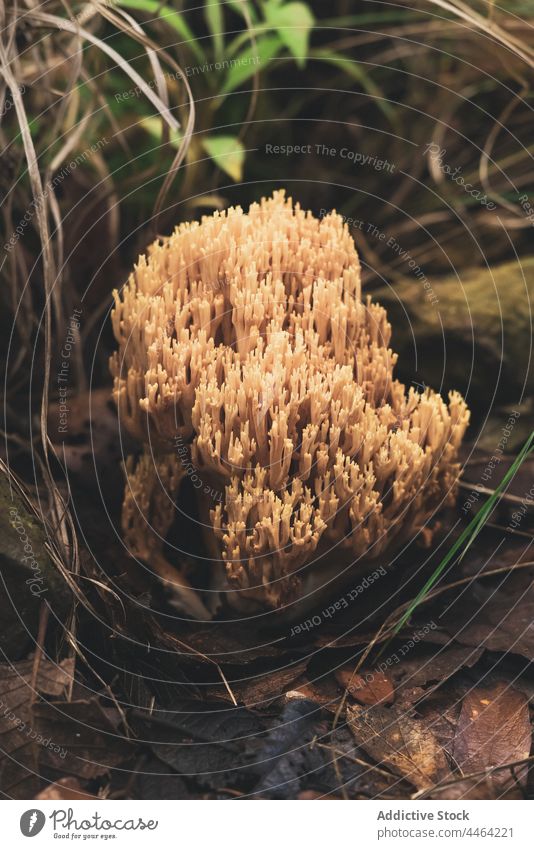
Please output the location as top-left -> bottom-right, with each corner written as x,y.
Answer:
373,257 -> 534,418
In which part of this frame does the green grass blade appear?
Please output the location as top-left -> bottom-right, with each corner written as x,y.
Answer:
220,34 -> 282,95
204,0 -> 225,63
386,429 -> 534,642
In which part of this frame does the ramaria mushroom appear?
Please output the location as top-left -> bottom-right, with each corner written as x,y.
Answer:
110,191 -> 469,615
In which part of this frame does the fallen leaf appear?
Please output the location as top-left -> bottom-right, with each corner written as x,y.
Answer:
34,699 -> 134,781
136,760 -> 189,800
283,674 -> 340,710
452,682 -> 531,797
232,660 -> 309,707
391,646 -> 484,703
336,668 -> 394,705
416,684 -> 465,755
36,777 -> 97,800
251,700 -> 341,799
415,676 -> 528,800
347,704 -> 450,790
174,624 -> 282,665
0,656 -> 74,798
445,571 -> 534,661
298,790 -> 335,799
427,777 -> 495,800
133,700 -> 264,786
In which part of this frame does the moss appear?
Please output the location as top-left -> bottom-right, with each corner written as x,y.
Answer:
0,476 -> 70,659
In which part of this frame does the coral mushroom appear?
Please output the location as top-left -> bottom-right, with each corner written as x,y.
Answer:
111,191 -> 469,615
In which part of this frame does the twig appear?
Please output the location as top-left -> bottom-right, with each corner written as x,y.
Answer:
412,755 -> 534,800
30,602 -> 50,705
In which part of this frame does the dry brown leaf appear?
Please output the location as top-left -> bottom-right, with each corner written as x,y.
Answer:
175,624 -> 282,665
427,777 -> 496,800
0,656 -> 131,796
35,699 -> 133,781
0,656 -> 74,700
36,776 -> 97,800
0,656 -> 74,798
232,661 -> 309,708
446,571 -> 534,662
283,675 -> 340,711
385,645 -> 485,709
452,682 -> 531,797
347,704 -> 450,790
336,668 -> 394,705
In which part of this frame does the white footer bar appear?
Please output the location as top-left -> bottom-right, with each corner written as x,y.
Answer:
3,799 -> 533,848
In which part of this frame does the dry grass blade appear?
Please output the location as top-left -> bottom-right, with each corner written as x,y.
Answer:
422,0 -> 534,67
0,31 -> 68,565
97,0 -> 170,148
28,10 -> 180,131
111,3 -> 170,107
87,0 -> 196,230
413,754 -> 534,800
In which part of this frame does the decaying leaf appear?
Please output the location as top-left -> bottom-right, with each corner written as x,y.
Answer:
34,698 -> 134,781
136,760 -> 189,800
446,571 -> 534,661
427,777 -> 496,800
36,776 -> 97,800
347,704 -> 450,790
336,668 -> 394,706
251,700 -> 343,798
452,682 -> 531,797
133,700 -> 264,786
391,646 -> 484,704
174,624 -> 282,666
0,656 -> 74,798
232,660 -> 309,708
283,674 -> 341,711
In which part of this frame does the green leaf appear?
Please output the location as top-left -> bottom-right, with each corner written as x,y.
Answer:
140,116 -> 182,148
201,135 -> 245,181
114,0 -> 205,63
204,0 -> 225,62
221,34 -> 281,95
264,1 -> 314,68
225,0 -> 258,22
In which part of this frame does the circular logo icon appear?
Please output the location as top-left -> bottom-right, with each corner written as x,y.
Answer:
20,810 -> 46,837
